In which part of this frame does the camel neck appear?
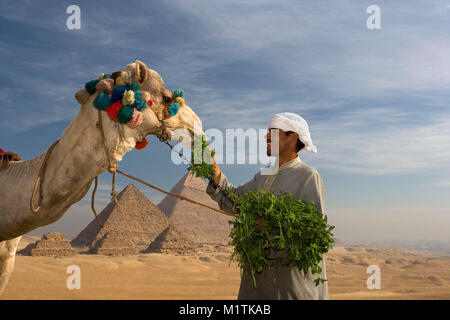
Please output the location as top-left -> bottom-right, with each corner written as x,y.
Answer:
0,103 -> 138,239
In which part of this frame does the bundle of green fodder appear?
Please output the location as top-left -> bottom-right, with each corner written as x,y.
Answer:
228,190 -> 334,287
186,136 -> 335,287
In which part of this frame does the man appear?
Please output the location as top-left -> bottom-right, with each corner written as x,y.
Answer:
206,112 -> 329,300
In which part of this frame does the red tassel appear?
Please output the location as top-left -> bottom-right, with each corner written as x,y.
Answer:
148,99 -> 154,106
106,100 -> 122,122
135,137 -> 148,150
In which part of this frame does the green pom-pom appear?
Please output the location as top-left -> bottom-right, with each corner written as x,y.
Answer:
85,79 -> 99,94
129,82 -> 140,92
117,105 -> 134,123
93,92 -> 111,110
101,73 -> 112,79
174,89 -> 184,98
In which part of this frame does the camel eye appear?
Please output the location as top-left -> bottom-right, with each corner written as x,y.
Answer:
163,95 -> 171,103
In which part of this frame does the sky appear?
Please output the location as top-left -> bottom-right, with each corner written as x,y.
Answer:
0,0 -> 449,243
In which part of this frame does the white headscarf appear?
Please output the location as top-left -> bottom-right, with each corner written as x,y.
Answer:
269,112 -> 317,153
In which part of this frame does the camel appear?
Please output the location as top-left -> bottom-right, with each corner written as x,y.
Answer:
0,60 -> 202,295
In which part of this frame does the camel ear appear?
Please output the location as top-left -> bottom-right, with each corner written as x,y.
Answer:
75,89 -> 90,105
135,60 -> 149,85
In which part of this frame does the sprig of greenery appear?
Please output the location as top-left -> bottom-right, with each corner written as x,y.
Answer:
187,134 -> 216,181
229,190 -> 335,287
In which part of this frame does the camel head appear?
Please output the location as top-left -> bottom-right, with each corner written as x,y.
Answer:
74,60 -> 203,158
121,61 -> 204,146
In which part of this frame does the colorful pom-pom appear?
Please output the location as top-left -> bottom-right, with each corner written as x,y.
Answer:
174,89 -> 184,98
134,90 -> 142,101
85,79 -> 99,94
134,97 -> 147,111
102,73 -> 112,79
115,76 -> 126,87
122,90 -> 135,106
135,137 -> 148,150
110,85 -> 127,103
126,109 -> 144,128
140,91 -> 151,102
95,79 -> 115,95
175,96 -> 185,106
106,100 -> 122,122
129,82 -> 140,92
93,92 -> 111,110
147,99 -> 154,107
169,103 -> 179,116
117,105 -> 135,124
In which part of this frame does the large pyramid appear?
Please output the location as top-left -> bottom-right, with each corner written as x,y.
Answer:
157,173 -> 233,245
71,184 -> 169,255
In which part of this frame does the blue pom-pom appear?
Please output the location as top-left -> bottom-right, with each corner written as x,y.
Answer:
169,103 -> 179,116
137,102 -> 148,112
132,91 -> 147,111
93,92 -> 111,110
110,85 -> 127,103
130,82 -> 140,92
174,89 -> 184,98
85,79 -> 99,94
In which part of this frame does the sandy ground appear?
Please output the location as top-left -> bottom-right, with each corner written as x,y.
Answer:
1,240 -> 449,300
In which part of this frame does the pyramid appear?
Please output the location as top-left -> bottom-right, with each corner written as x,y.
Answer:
157,173 -> 233,245
71,184 -> 169,255
145,224 -> 197,255
18,232 -> 77,257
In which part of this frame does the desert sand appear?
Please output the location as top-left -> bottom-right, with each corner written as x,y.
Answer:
1,237 -> 449,300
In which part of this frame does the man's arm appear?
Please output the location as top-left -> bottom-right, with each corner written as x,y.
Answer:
205,160 -> 258,213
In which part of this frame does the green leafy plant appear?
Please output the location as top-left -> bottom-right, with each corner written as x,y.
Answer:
229,190 -> 335,287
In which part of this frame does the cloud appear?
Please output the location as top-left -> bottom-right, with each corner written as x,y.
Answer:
310,111 -> 450,175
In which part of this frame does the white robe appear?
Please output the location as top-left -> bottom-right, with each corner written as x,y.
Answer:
206,156 -> 329,300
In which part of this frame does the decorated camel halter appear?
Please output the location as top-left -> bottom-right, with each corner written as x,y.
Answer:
84,73 -> 185,150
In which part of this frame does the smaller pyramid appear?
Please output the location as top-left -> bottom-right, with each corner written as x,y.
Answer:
145,224 -> 197,255
157,173 -> 233,245
18,232 -> 77,257
71,184 -> 169,255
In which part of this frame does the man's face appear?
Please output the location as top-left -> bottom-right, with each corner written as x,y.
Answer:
266,128 -> 298,157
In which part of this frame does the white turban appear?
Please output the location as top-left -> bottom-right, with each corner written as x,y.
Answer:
269,112 -> 317,153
